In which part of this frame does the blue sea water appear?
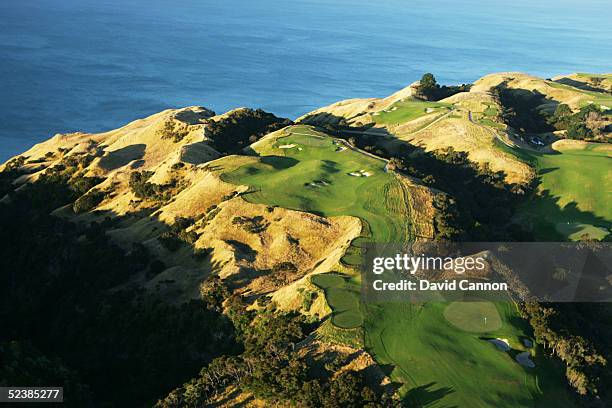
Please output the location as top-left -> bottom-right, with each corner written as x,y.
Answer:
0,0 -> 611,160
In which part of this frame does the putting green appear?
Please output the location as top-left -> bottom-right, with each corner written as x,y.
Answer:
443,301 -> 503,332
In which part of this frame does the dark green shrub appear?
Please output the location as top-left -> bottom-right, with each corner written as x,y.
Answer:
73,189 -> 106,214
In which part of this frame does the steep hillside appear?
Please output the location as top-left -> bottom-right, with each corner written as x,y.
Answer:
472,72 -> 612,110
2,72 -> 610,407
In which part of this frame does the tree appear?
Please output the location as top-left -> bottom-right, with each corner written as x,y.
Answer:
418,73 -> 438,100
420,73 -> 437,89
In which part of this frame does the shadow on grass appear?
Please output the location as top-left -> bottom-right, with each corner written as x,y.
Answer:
538,167 -> 560,175
260,155 -> 298,169
523,189 -> 611,240
98,143 -> 146,170
403,382 -> 456,408
553,77 -> 608,93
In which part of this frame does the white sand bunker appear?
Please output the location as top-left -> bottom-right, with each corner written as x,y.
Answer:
278,144 -> 296,149
373,112 -> 381,116
516,351 -> 535,368
488,338 -> 510,351
348,169 -> 372,177
307,180 -> 329,188
426,107 -> 435,113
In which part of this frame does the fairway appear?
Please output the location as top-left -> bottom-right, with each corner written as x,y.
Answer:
221,125 -> 414,244
311,273 -> 362,328
364,300 -> 575,407
373,99 -> 451,125
510,142 -> 611,240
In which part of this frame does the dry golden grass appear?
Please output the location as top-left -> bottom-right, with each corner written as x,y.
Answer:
297,82 -> 420,126
441,90 -> 497,112
472,72 -> 593,109
209,385 -> 277,408
552,139 -> 612,153
394,112 -> 533,184
196,198 -> 361,295
552,73 -> 612,93
396,174 -> 436,239
297,337 -> 391,389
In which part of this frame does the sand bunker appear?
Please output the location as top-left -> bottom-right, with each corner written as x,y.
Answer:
348,169 -> 372,177
306,180 -> 330,188
515,351 -> 535,368
278,144 -> 296,149
488,338 -> 510,351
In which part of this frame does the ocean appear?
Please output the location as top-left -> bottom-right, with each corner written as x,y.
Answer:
1,0 -> 610,160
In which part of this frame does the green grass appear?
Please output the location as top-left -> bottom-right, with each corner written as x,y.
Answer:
477,102 -> 505,129
315,318 -> 364,348
221,125 -> 573,405
510,142 -> 611,240
373,99 -> 451,125
479,117 -> 506,130
484,105 -> 499,117
222,124 -> 410,333
364,299 -> 575,407
222,125 -> 413,244
443,301 -> 503,332
311,273 -> 362,329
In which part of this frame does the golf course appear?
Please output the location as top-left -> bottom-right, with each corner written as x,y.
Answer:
364,299 -> 573,407
221,125 -> 414,244
220,124 -> 574,406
